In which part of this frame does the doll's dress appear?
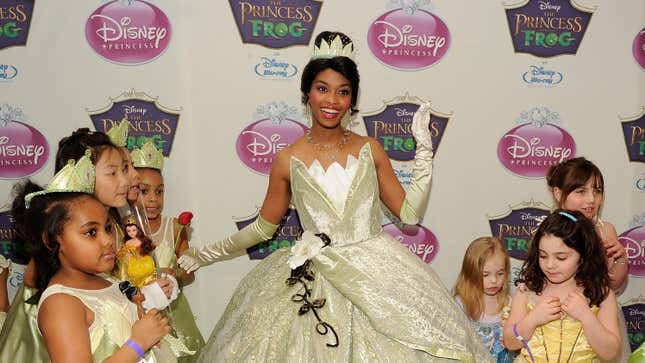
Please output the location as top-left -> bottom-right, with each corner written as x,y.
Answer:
37,279 -> 176,362
150,215 -> 205,362
197,142 -> 492,362
515,289 -> 599,362
117,243 -> 157,289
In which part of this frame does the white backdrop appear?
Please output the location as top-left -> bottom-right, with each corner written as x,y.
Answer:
0,0 -> 643,342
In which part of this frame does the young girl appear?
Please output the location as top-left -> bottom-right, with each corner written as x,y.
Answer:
547,157 -> 631,362
0,129 -> 172,362
503,209 -> 621,362
12,154 -> 173,362
132,140 -> 204,361
546,157 -> 628,292
454,237 -> 517,362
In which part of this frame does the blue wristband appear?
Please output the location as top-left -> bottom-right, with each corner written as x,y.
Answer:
124,339 -> 145,359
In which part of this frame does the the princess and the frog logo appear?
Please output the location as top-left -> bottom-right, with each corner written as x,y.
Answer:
236,101 -> 308,176
0,0 -> 34,50
229,0 -> 322,49
88,90 -> 181,156
488,200 -> 551,260
621,297 -> 645,351
0,104 -> 49,179
497,106 -> 576,178
362,95 -> 449,162
367,1 -> 450,70
619,214 -> 645,277
383,223 -> 439,264
504,0 -> 593,57
621,108 -> 645,163
0,211 -> 29,265
85,0 -> 171,65
239,208 -> 302,260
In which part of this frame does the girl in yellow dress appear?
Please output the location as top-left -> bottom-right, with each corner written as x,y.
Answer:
503,210 -> 621,362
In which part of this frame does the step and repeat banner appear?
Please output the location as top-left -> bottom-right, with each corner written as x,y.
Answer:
0,0 -> 643,346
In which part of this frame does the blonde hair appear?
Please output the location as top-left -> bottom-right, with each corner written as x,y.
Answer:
453,237 -> 510,321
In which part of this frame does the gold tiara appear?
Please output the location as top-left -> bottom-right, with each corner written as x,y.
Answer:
25,150 -> 95,208
131,140 -> 163,170
106,117 -> 129,147
312,35 -> 354,60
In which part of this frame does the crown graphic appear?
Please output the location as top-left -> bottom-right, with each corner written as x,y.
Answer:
106,117 -> 129,147
123,214 -> 138,226
131,140 -> 164,170
25,150 -> 95,208
312,35 -> 355,60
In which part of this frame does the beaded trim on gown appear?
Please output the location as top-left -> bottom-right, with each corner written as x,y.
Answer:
198,143 -> 492,362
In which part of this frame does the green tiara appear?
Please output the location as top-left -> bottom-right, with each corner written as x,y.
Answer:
106,117 -> 129,147
25,149 -> 95,208
131,140 -> 164,171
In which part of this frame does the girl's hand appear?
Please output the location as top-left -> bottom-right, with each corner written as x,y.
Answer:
561,291 -> 592,321
130,308 -> 170,351
155,278 -> 174,299
603,237 -> 626,260
529,296 -> 561,325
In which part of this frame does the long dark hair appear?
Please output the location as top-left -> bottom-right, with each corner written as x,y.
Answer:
11,181 -> 94,304
300,31 -> 360,115
518,209 -> 610,306
123,222 -> 155,256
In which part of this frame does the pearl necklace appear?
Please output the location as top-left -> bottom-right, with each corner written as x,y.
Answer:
306,129 -> 350,161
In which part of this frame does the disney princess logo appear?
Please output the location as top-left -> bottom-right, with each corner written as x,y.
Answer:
522,64 -> 563,86
0,0 -> 34,50
498,107 -> 576,178
367,6 -> 451,70
619,224 -> 645,277
86,0 -> 172,65
90,15 -> 167,48
0,64 -> 18,80
254,54 -> 298,79
0,105 -> 49,179
236,101 -> 307,175
0,135 -> 45,164
375,23 -> 447,56
243,131 -> 287,157
503,135 -> 573,161
383,223 -> 439,264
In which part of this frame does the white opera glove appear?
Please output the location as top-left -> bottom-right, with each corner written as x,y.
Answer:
399,103 -> 434,225
177,215 -> 278,273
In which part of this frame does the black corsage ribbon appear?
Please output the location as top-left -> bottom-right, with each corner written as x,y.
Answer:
118,280 -> 139,302
285,232 -> 338,348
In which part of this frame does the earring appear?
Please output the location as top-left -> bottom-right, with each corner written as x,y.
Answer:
303,104 -> 312,127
